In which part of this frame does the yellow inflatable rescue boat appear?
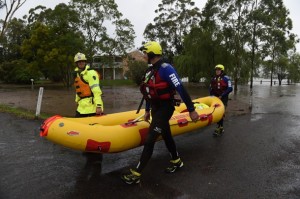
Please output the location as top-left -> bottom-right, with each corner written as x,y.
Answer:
40,96 -> 224,153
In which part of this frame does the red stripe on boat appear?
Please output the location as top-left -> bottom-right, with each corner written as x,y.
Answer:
139,128 -> 149,146
85,139 -> 111,152
207,114 -> 213,125
198,114 -> 213,125
199,114 -> 207,121
178,118 -> 188,127
67,131 -> 80,136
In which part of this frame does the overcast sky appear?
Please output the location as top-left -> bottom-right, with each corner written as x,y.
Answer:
6,0 -> 300,51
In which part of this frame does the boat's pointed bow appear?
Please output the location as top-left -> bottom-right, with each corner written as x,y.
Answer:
40,115 -> 62,137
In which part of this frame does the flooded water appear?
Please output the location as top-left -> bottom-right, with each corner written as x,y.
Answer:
0,82 -> 300,117
102,84 -> 211,113
0,83 -> 211,117
89,83 -> 300,117
250,84 -> 300,116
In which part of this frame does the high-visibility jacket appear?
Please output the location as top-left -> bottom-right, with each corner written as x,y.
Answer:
74,65 -> 103,114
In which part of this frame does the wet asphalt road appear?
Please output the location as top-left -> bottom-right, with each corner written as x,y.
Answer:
1,84 -> 300,199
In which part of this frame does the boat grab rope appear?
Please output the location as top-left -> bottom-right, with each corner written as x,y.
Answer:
123,103 -> 221,126
171,103 -> 220,126
124,114 -> 146,125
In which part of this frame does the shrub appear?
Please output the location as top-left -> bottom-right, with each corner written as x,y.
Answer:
126,60 -> 148,85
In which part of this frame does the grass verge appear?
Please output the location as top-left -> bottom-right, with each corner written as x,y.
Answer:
0,104 -> 51,120
0,80 -> 136,119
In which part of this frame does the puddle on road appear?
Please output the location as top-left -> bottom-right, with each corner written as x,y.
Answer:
250,114 -> 264,121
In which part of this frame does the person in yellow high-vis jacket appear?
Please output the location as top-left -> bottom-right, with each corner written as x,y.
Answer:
74,52 -> 104,117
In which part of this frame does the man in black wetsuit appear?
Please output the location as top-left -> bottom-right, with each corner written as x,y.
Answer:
121,41 -> 199,185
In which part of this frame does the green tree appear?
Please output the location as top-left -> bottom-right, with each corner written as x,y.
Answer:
71,0 -> 135,59
126,60 -> 148,85
22,22 -> 52,78
0,59 -> 41,83
287,52 -> 300,83
175,27 -> 233,83
174,0 -> 237,84
258,0 -> 295,86
22,4 -> 85,87
1,18 -> 28,61
143,0 -> 201,61
184,0 -> 296,91
0,18 -> 38,83
213,0 -> 255,92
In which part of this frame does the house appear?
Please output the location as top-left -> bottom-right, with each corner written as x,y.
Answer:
92,50 -> 145,80
92,55 -> 123,80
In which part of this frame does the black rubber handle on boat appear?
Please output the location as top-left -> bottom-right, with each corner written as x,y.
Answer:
124,114 -> 145,125
136,97 -> 145,114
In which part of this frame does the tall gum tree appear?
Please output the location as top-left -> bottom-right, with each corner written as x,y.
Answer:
143,0 -> 201,61
71,0 -> 135,60
174,0 -> 235,84
22,4 -> 85,87
258,0 -> 295,86
213,0 -> 254,93
0,0 -> 27,41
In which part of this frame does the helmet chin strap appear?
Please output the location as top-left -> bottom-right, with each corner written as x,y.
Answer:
147,52 -> 156,64
77,63 -> 86,71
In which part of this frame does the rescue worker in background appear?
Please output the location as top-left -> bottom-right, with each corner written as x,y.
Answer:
74,52 -> 104,173
74,52 -> 103,117
121,41 -> 199,185
209,64 -> 232,137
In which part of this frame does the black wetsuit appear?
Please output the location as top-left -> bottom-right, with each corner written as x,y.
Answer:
136,59 -> 194,173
